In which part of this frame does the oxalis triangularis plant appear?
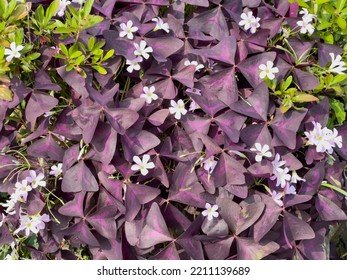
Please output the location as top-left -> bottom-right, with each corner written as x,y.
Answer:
0,0 -> 347,260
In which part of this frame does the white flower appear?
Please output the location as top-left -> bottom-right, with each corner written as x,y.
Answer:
328,53 -> 346,75
271,191 -> 283,207
31,214 -> 50,230
169,99 -> 187,120
140,86 -> 158,104
203,156 -> 218,174
72,0 -> 85,4
259,61 -> 279,80
26,170 -> 46,188
134,40 -> 153,60
271,167 -> 291,188
284,184 -> 297,195
250,143 -> 272,162
272,154 -> 286,171
304,122 -> 342,154
297,20 -> 314,35
50,163 -> 63,178
14,213 -> 50,236
152,17 -> 170,33
55,0 -> 71,17
131,154 -> 155,176
184,60 -> 204,72
126,56 -> 143,73
282,27 -> 290,38
290,170 -> 305,184
299,8 -> 316,23
4,42 -> 24,62
119,20 -> 138,40
188,99 -> 201,112
239,11 -> 261,33
250,17 -> 261,33
202,203 -> 219,221
1,199 -> 16,215
13,179 -> 32,202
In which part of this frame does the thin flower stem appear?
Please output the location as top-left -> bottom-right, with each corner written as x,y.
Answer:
321,183 -> 347,197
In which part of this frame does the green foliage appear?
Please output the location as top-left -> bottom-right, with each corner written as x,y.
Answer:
54,37 -> 114,77
270,76 -> 319,113
53,0 -> 103,39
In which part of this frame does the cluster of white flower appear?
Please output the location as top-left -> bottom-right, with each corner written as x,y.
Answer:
258,61 -> 279,80
296,8 -> 315,35
1,171 -> 46,215
328,53 -> 347,75
239,11 -> 261,34
14,213 -> 50,237
304,121 -> 342,154
126,40 -> 153,73
270,154 -> 305,206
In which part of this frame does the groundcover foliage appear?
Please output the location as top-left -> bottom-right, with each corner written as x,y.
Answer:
0,0 -> 347,260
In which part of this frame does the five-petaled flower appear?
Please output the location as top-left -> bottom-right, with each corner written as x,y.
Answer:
202,203 -> 219,221
134,40 -> 153,60
259,61 -> 279,80
13,179 -> 32,202
50,163 -> 63,178
152,17 -> 170,33
4,42 -> 24,62
131,155 -> 155,176
26,170 -> 46,189
271,167 -> 291,188
169,99 -> 187,120
239,11 -> 261,34
328,53 -> 346,75
126,56 -> 143,73
119,20 -> 138,40
250,143 -> 272,162
140,86 -> 158,104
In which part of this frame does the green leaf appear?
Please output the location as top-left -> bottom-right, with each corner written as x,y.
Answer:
317,22 -> 332,30
83,0 -> 94,16
92,65 -> 107,74
103,49 -> 114,61
282,76 -> 292,91
292,94 -> 319,103
337,0 -> 347,12
331,74 -> 347,85
74,55 -> 85,65
59,44 -> 69,56
69,51 -> 82,59
330,98 -> 346,125
45,0 -> 60,25
0,84 -> 13,101
88,37 -> 95,51
26,53 -> 41,61
336,16 -> 347,29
